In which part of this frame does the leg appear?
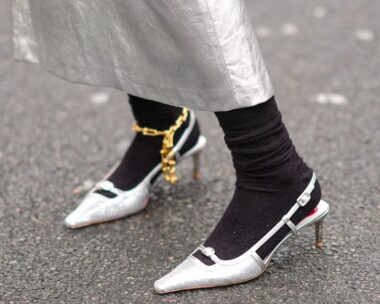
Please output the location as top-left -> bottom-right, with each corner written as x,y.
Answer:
193,96 -> 321,263
96,95 -> 200,193
154,96 -> 327,293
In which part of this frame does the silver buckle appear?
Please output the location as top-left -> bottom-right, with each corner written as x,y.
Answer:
297,192 -> 311,207
201,247 -> 215,257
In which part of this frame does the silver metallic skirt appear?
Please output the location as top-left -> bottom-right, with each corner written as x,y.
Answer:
12,0 -> 274,111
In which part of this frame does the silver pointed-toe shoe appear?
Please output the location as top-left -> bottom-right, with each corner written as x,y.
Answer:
154,173 -> 329,293
65,110 -> 207,229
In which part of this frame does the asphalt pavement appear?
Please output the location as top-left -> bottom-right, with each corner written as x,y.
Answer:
0,0 -> 379,303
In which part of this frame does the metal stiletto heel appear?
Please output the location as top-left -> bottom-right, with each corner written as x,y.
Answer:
315,220 -> 324,249
192,151 -> 201,180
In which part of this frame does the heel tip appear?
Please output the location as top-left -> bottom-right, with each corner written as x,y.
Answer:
192,173 -> 201,180
315,241 -> 323,249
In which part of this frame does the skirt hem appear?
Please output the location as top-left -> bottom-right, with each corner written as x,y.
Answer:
15,56 -> 274,112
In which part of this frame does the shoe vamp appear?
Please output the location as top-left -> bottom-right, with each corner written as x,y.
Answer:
160,255 -> 262,290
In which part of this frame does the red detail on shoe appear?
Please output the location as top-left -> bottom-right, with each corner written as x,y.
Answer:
307,207 -> 318,217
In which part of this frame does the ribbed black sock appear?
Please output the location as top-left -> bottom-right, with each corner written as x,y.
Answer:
193,97 -> 321,264
95,95 -> 200,197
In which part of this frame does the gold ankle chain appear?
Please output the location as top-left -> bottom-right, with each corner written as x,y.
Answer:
132,108 -> 189,184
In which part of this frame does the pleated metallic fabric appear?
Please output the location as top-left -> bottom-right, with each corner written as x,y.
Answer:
12,0 -> 274,111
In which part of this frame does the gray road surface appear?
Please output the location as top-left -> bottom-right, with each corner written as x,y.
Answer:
0,0 -> 379,303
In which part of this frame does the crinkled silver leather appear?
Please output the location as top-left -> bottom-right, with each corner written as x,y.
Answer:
154,254 -> 264,293
12,0 -> 274,111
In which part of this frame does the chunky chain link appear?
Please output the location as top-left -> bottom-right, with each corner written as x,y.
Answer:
132,108 -> 189,184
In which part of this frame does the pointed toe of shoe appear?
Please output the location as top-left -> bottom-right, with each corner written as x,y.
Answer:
64,213 -> 82,229
154,257 -> 212,293
153,279 -> 170,294
154,259 -> 194,293
154,251 -> 266,293
64,194 -> 108,229
64,205 -> 94,229
64,208 -> 94,228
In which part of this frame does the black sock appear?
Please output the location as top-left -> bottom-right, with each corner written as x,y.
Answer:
193,97 -> 321,264
95,95 -> 200,197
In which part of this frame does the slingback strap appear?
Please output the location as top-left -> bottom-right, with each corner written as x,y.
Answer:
198,173 -> 317,265
172,110 -> 196,163
251,172 -> 317,252
297,173 -> 316,206
132,108 -> 189,184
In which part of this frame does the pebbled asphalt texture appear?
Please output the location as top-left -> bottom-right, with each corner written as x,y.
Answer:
0,0 -> 379,303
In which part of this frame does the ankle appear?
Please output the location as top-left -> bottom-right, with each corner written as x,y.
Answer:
96,110 -> 200,192
129,94 -> 184,130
